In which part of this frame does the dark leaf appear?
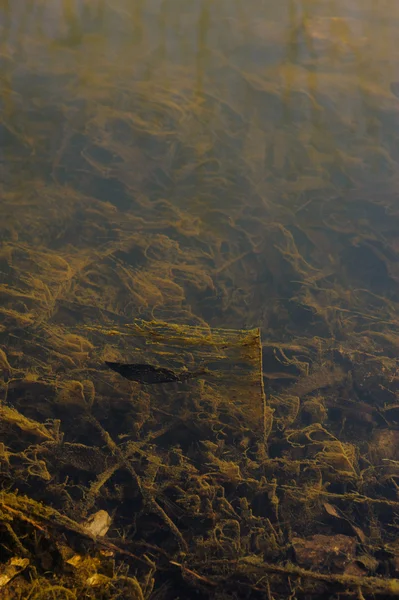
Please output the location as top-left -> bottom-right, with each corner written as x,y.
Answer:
105,362 -> 180,384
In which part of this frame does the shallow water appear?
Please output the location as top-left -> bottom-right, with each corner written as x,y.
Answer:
1,1 -> 399,331
1,3 -> 399,597
2,3 -> 399,398
2,0 -> 399,421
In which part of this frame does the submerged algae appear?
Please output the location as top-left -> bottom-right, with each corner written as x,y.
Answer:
1,5 -> 399,599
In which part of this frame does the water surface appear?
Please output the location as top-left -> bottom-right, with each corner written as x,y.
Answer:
1,3 -> 399,594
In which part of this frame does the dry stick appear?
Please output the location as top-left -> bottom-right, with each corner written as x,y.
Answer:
86,415 -> 188,552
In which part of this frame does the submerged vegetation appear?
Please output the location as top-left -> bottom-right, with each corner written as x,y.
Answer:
1,1 -> 399,598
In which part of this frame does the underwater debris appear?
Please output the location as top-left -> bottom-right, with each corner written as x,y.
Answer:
82,510 -> 111,538
0,557 -> 30,589
1,10 -> 399,597
292,533 -> 357,571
